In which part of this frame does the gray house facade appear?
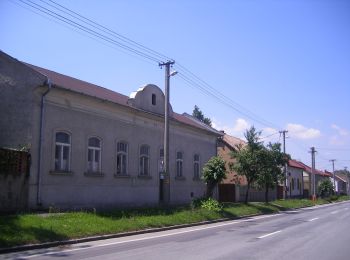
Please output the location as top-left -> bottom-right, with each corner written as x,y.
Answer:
0,51 -> 221,210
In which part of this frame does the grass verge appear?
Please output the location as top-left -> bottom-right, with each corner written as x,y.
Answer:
1,196 -> 349,248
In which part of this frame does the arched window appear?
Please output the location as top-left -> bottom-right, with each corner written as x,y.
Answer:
55,132 -> 71,171
193,154 -> 200,179
87,137 -> 101,172
176,151 -> 183,177
117,141 -> 128,175
297,178 -> 300,190
291,178 -> 295,191
139,145 -> 150,176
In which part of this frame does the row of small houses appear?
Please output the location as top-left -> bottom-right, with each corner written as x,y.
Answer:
218,134 -> 350,202
0,50 -> 348,212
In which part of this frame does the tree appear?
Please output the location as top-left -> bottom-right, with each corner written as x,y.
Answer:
256,143 -> 289,203
202,156 -> 227,198
231,126 -> 264,204
192,105 -> 212,127
318,179 -> 334,198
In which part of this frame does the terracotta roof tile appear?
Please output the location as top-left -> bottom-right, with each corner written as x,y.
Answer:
24,62 -> 219,135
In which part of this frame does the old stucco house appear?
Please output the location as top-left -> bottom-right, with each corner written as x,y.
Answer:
0,51 -> 222,210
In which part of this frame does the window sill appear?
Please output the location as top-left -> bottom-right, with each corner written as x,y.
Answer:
175,176 -> 186,181
84,171 -> 104,177
137,175 -> 152,179
50,170 -> 73,176
192,177 -> 202,181
114,174 -> 131,178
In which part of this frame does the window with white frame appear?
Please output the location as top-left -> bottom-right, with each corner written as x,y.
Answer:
55,132 -> 71,171
139,145 -> 150,176
193,154 -> 200,179
176,151 -> 183,177
87,137 -> 101,172
117,141 -> 128,175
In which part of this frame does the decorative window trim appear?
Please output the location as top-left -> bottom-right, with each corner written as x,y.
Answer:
49,170 -> 73,176
176,151 -> 184,178
87,136 -> 102,173
116,141 -> 128,175
193,153 -> 200,180
54,131 -> 71,172
84,171 -> 104,177
139,144 -> 150,176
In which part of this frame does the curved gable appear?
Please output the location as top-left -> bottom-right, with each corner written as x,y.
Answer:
128,84 -> 173,115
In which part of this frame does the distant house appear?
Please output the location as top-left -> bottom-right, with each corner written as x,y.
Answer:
287,160 -> 304,198
0,51 -> 222,210
328,171 -> 348,195
217,133 -> 246,202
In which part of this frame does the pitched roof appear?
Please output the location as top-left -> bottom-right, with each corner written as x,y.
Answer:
289,160 -> 332,176
288,160 -> 305,170
23,62 -> 221,135
222,134 -> 246,150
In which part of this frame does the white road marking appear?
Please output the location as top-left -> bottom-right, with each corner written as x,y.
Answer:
18,213 -> 281,259
308,217 -> 319,222
331,210 -> 338,214
257,230 -> 282,239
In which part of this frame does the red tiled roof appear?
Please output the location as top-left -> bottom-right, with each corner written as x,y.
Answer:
25,63 -> 129,106
289,160 -> 331,176
24,62 -> 219,135
288,160 -> 305,170
223,134 -> 245,149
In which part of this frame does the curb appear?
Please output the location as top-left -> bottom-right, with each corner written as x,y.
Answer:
0,218 -> 230,254
1,200 -> 349,254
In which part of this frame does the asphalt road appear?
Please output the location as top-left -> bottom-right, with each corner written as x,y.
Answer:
3,201 -> 350,260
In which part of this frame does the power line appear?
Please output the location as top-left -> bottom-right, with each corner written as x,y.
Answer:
17,0 -> 163,63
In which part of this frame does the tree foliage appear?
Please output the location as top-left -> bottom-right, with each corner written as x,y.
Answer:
318,179 -> 334,198
256,143 -> 289,203
202,156 -> 227,198
231,126 -> 264,204
231,126 -> 289,203
192,105 -> 212,127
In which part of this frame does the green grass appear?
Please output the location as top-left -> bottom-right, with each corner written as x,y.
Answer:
1,197 -> 349,248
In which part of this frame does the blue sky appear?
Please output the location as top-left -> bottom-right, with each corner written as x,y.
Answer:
1,0 -> 349,171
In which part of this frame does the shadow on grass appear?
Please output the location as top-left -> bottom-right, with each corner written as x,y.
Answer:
0,215 -> 69,248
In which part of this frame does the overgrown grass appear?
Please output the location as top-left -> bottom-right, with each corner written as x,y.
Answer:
1,196 -> 349,248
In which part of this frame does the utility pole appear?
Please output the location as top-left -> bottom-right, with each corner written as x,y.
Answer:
330,159 -> 336,194
280,130 -> 288,199
159,60 -> 175,205
310,147 -> 317,201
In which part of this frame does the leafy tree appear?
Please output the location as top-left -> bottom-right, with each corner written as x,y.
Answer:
231,126 -> 264,204
256,143 -> 289,203
202,156 -> 227,198
318,179 -> 334,198
192,105 -> 212,127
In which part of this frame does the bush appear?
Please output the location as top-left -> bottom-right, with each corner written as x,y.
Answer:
191,197 -> 223,212
318,179 -> 334,198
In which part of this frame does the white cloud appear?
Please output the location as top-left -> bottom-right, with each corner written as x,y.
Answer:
331,124 -> 349,136
212,118 -> 250,139
286,123 -> 321,139
233,118 -> 250,132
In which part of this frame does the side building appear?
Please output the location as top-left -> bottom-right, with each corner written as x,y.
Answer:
0,51 -> 221,210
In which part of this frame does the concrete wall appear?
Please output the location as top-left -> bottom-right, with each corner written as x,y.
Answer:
30,87 -> 215,209
0,51 -> 47,211
287,166 -> 303,198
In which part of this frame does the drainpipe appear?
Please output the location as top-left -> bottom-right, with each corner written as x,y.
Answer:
37,77 -> 52,206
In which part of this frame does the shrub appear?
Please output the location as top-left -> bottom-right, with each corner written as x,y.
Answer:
191,197 -> 223,212
318,179 -> 334,198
